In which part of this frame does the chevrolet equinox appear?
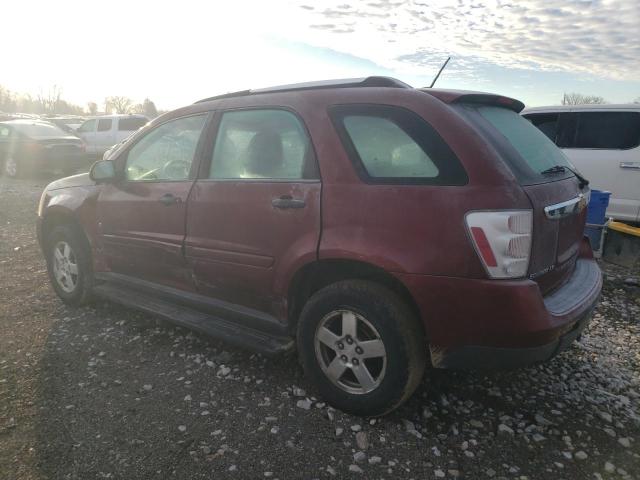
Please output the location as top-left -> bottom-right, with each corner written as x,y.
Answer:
37,77 -> 602,416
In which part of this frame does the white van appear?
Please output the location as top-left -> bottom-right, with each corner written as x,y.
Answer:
522,105 -> 640,223
76,114 -> 148,156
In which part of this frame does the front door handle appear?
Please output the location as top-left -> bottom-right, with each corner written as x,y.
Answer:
620,162 -> 640,170
159,193 -> 181,206
272,195 -> 306,209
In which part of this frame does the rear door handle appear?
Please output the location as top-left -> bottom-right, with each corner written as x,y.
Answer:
159,193 -> 181,206
620,162 -> 640,170
272,195 -> 306,209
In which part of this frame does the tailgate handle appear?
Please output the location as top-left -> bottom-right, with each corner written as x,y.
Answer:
620,162 -> 640,170
544,194 -> 586,220
272,195 -> 306,209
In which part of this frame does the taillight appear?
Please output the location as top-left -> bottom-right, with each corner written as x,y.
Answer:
465,210 -> 533,279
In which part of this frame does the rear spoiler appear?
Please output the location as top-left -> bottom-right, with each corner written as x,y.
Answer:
419,89 -> 525,113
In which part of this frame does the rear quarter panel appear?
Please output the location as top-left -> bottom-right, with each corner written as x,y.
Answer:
299,88 -> 532,277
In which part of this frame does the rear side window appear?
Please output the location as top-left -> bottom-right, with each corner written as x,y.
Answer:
97,119 -> 112,131
571,112 -> 640,149
462,105 -> 573,184
330,105 -> 467,185
118,117 -> 148,131
209,109 -> 317,180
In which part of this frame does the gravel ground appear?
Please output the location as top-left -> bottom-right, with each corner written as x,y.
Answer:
1,176 -> 639,480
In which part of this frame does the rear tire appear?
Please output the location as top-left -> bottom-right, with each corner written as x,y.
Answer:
297,280 -> 426,416
45,225 -> 93,305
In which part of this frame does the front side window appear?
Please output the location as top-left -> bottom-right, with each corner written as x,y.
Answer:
97,119 -> 112,132
209,109 -> 316,180
331,105 -> 467,184
77,119 -> 96,133
125,114 -> 207,181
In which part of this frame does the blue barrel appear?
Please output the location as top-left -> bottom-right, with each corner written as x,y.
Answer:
584,190 -> 611,250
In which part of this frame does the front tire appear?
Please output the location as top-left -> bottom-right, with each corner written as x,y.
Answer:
45,225 -> 93,305
3,155 -> 20,178
297,280 -> 426,416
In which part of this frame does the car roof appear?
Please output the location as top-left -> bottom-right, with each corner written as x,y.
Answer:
522,104 -> 640,114
194,76 -> 525,112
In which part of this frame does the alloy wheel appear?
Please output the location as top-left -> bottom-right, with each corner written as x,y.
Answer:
52,241 -> 79,293
314,309 -> 387,394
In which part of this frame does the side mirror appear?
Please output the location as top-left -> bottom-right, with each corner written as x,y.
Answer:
90,160 -> 117,183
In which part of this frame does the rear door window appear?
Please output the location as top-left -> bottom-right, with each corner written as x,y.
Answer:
209,109 -> 317,180
330,105 -> 467,185
570,112 -> 640,149
97,119 -> 112,132
119,117 -> 148,131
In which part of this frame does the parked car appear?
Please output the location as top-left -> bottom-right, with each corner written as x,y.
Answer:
522,104 -> 640,223
0,119 -> 87,178
44,116 -> 86,134
75,114 -> 148,157
37,77 -> 602,416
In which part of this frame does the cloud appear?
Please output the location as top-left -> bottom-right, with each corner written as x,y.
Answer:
289,0 -> 640,81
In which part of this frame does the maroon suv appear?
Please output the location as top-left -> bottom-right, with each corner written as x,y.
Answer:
37,77 -> 602,416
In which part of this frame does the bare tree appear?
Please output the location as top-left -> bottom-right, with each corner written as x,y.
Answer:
87,102 -> 98,115
37,85 -> 63,113
105,96 -> 133,114
561,92 -> 606,105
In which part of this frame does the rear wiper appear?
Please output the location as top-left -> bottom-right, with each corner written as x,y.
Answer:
541,165 -> 589,189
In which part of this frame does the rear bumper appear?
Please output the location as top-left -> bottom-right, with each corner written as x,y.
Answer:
434,300 -> 595,369
397,255 -> 602,370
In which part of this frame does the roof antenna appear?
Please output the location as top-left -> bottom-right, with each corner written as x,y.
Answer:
428,56 -> 451,88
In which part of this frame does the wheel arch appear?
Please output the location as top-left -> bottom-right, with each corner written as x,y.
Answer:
40,207 -> 91,254
287,259 -> 426,339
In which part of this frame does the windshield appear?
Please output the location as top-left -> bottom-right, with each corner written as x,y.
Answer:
459,104 -> 574,185
13,122 -> 70,138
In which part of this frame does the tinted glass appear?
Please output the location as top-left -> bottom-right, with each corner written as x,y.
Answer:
210,109 -> 315,180
97,119 -> 112,131
125,115 -> 206,181
331,105 -> 467,185
343,116 -> 439,178
119,117 -> 148,131
524,113 -> 559,142
572,112 -> 640,149
468,105 -> 573,183
11,122 -> 69,138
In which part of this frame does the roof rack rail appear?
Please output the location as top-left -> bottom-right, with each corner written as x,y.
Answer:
195,76 -> 412,104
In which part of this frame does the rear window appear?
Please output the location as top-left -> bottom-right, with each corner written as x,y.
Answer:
460,105 -> 573,185
11,122 -> 69,138
118,117 -> 147,131
330,105 -> 467,185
